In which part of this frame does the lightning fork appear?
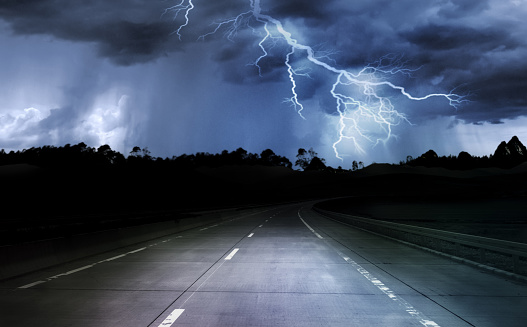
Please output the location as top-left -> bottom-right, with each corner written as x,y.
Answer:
167,0 -> 469,160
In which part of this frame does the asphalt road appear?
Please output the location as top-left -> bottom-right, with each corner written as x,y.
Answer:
1,202 -> 526,326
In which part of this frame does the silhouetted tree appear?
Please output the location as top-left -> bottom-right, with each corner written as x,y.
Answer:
129,146 -> 142,157
260,149 -> 292,168
305,156 -> 327,171
260,149 -> 275,164
295,148 -> 322,170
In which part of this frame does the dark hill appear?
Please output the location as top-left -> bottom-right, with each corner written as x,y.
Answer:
494,135 -> 527,159
408,136 -> 527,169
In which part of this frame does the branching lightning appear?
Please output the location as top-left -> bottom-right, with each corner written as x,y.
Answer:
162,0 -> 195,40
166,0 -> 469,160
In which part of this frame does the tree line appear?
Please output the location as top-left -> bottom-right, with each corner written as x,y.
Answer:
402,136 -> 527,170
8,136 -> 522,173
0,143 -> 295,170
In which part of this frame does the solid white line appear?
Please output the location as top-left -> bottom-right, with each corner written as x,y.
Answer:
298,212 -> 324,239
104,254 -> 127,262
128,247 -> 147,254
158,308 -> 185,327
64,265 -> 94,274
248,233 -> 254,238
45,264 -> 95,281
225,248 -> 239,260
19,240 -> 151,288
18,280 -> 46,289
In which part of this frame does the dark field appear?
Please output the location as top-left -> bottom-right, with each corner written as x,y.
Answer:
317,196 -> 527,243
2,162 -> 527,245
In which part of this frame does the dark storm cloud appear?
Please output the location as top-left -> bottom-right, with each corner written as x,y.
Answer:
204,0 -> 527,126
436,0 -> 490,18
93,21 -> 173,66
269,0 -> 334,21
2,0 -> 526,135
401,24 -> 517,51
397,18 -> 526,124
0,0 -> 176,65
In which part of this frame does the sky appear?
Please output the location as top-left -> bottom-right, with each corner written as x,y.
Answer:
1,0 -> 526,168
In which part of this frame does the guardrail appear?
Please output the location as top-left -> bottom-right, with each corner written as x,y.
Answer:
313,206 -> 527,277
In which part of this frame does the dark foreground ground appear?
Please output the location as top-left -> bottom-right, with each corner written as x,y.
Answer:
2,162 -> 527,245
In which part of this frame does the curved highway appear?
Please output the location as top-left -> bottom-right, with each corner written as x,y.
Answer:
1,202 -> 526,326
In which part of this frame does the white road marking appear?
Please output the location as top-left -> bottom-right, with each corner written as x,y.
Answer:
200,227 -> 208,231
298,209 -> 440,327
225,248 -> 239,260
104,254 -> 127,262
158,308 -> 185,327
18,240 -> 160,288
63,265 -> 93,274
258,225 -> 263,227
18,280 -> 46,289
39,264 -> 96,283
177,254 -> 230,308
298,213 -> 324,239
128,247 -> 146,254
339,253 -> 440,327
248,233 -> 254,238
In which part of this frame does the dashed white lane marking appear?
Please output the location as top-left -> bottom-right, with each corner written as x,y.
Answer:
157,308 -> 185,327
224,248 -> 239,260
298,210 -> 440,327
199,227 -> 208,231
258,225 -> 263,227
248,233 -> 254,237
338,252 -> 440,327
177,247 -> 248,309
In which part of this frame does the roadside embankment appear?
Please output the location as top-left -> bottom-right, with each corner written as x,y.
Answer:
0,208 -> 255,280
313,199 -> 527,280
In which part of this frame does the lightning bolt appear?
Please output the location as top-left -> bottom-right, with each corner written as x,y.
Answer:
162,0 -> 195,40
167,0 -> 469,161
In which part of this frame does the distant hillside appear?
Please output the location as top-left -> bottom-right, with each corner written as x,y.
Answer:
494,136 -> 527,159
406,136 -> 527,169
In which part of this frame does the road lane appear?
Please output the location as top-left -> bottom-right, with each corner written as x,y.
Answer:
299,205 -> 527,327
0,207 -> 270,327
1,202 -> 526,326
158,205 -> 441,327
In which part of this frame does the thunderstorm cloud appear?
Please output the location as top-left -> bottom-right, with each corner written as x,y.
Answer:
0,0 -> 526,166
